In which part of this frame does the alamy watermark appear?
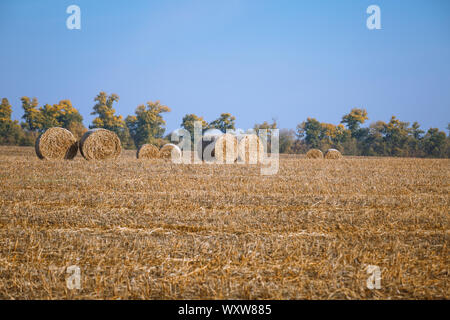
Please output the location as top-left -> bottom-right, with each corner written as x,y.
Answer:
66,265 -> 81,290
168,121 -> 279,175
66,5 -> 81,30
366,5 -> 381,30
365,265 -> 381,289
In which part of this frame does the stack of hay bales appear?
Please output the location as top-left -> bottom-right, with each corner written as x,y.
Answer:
306,149 -> 323,159
214,133 -> 238,163
35,127 -> 78,160
238,133 -> 264,164
160,143 -> 182,161
79,128 -> 122,160
324,148 -> 343,159
137,144 -> 160,159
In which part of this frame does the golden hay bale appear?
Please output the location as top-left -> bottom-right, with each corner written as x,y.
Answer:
35,127 -> 78,160
136,144 -> 160,159
160,143 -> 182,161
324,148 -> 343,159
214,133 -> 238,163
79,129 -> 122,160
238,134 -> 264,164
306,149 -> 323,159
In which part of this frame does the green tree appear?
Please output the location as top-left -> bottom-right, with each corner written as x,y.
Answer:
423,128 -> 446,157
0,98 -> 33,146
299,118 -> 322,148
91,92 -> 134,148
181,113 -> 208,143
341,108 -> 369,138
125,100 -> 171,148
209,113 -> 236,133
21,97 -> 42,132
408,121 -> 424,157
382,116 -> 411,156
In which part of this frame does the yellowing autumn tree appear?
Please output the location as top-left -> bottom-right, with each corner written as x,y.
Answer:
90,92 -> 134,148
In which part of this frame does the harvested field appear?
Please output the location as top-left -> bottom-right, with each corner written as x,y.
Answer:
0,146 -> 448,299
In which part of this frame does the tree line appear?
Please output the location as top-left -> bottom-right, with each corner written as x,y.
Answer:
0,92 -> 449,158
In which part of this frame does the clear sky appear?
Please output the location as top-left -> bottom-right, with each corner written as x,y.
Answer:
1,0 -> 449,133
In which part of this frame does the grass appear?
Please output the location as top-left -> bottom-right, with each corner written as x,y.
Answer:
0,146 -> 448,299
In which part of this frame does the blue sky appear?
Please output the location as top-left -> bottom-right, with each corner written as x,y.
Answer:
1,0 -> 449,133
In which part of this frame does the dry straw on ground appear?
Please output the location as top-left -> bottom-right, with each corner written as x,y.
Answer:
215,133 -> 238,163
325,148 -> 343,159
79,128 -> 122,160
238,134 -> 264,164
306,149 -> 324,159
0,146 -> 448,299
35,127 -> 78,160
136,144 -> 160,159
160,143 -> 182,161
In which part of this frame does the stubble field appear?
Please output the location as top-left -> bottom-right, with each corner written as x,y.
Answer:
0,146 -> 448,299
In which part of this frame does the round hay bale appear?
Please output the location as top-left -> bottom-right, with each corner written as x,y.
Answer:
160,143 -> 182,161
324,148 -> 343,159
306,149 -> 324,159
214,133 -> 238,163
238,134 -> 264,164
137,144 -> 160,159
79,129 -> 122,160
35,127 -> 78,160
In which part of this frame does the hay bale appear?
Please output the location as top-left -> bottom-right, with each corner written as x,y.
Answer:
306,149 -> 323,159
137,144 -> 160,159
214,133 -> 238,163
79,128 -> 122,160
238,134 -> 264,164
160,143 -> 182,161
35,127 -> 78,160
324,148 -> 343,159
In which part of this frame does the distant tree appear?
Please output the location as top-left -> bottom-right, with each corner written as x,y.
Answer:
181,113 -> 208,142
298,118 -> 322,148
209,113 -> 236,133
39,104 -> 61,130
21,97 -> 42,132
407,121 -> 425,157
0,98 -> 23,145
90,92 -> 123,130
279,129 -> 296,153
54,100 -> 86,139
410,121 -> 424,140
382,116 -> 411,156
0,98 -> 33,146
254,119 -> 277,132
20,97 -> 86,137
319,123 -> 351,150
91,92 -> 134,148
423,128 -> 446,157
125,100 -> 171,148
0,98 -> 12,122
341,108 -> 369,138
